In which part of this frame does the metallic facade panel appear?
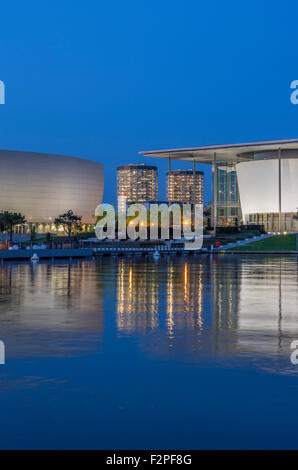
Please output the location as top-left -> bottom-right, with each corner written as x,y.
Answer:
0,150 -> 104,223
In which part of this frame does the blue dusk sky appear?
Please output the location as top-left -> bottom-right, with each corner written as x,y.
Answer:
1,0 -> 298,205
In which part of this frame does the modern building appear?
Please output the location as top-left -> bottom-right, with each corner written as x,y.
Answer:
167,169 -> 204,205
0,150 -> 104,233
117,164 -> 158,212
139,139 -> 298,232
216,165 -> 241,226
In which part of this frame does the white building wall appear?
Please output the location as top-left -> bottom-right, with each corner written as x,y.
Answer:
236,158 -> 298,220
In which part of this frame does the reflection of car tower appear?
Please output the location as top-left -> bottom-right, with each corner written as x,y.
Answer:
117,258 -> 159,332
167,258 -> 204,338
167,169 -> 204,204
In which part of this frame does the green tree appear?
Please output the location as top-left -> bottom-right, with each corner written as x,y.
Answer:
0,211 -> 26,244
54,210 -> 82,240
30,225 -> 37,242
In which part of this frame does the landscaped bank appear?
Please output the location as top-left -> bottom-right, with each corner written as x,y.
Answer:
230,234 -> 297,252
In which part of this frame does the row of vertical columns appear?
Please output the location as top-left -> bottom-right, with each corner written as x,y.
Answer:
167,146 -> 282,235
168,157 -> 171,204
278,147 -> 282,233
193,160 -> 196,205
213,152 -> 217,236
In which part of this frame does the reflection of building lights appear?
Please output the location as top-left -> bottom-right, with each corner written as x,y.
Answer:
167,261 -> 204,337
166,264 -> 175,337
117,259 -> 159,332
184,263 -> 188,285
183,263 -> 189,307
129,267 -> 132,291
117,259 -> 205,341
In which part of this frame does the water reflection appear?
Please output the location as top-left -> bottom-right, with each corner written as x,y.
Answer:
0,255 -> 297,364
117,258 -> 159,331
166,260 -> 203,337
1,255 -> 298,449
115,255 -> 298,361
237,257 -> 298,354
0,260 -> 105,356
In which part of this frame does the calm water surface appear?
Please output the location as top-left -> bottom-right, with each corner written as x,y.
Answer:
0,254 -> 298,449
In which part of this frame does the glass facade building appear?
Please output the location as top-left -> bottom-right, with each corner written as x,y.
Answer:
141,140 -> 298,232
117,164 -> 158,212
247,212 -> 295,232
167,169 -> 204,204
214,163 -> 242,226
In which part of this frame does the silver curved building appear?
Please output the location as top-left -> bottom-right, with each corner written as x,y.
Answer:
0,150 -> 104,233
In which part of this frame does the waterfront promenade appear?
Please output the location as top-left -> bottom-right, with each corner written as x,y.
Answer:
0,248 -> 94,260
1,234 -> 298,260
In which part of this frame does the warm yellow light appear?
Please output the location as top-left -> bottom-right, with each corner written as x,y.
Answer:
184,264 -> 188,285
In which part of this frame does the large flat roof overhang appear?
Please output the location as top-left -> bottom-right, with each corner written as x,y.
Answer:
139,139 -> 298,164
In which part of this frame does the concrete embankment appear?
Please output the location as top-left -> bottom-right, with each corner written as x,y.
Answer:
0,248 -> 94,260
217,250 -> 298,255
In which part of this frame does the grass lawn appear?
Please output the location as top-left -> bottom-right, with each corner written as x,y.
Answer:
231,234 -> 297,251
